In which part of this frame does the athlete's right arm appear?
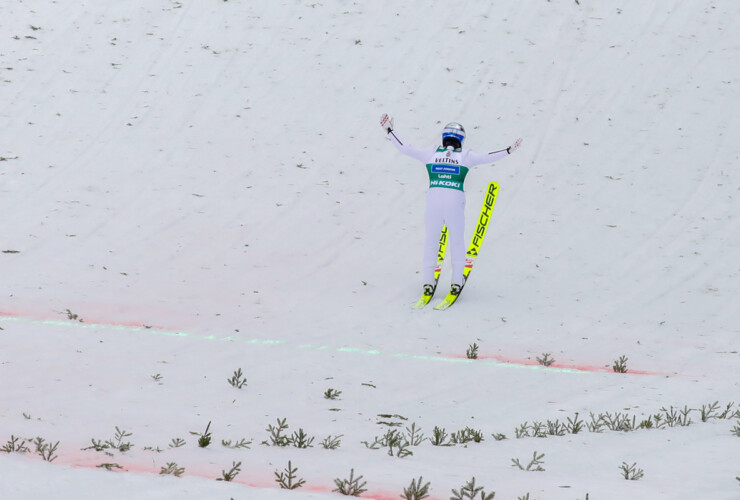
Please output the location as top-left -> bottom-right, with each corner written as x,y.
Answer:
380,119 -> 432,164
387,130 -> 432,163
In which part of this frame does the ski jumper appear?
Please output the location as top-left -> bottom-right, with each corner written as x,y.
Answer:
388,130 -> 509,286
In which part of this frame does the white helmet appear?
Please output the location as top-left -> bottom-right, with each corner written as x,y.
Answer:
442,122 -> 465,149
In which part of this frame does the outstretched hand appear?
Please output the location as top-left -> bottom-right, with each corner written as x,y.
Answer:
379,113 -> 394,134
507,137 -> 523,154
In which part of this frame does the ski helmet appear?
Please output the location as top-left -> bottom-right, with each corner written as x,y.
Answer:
442,122 -> 465,148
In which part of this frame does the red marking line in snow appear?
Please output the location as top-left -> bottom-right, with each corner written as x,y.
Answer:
444,353 -> 667,376
19,452 -> 435,500
0,308 -> 172,331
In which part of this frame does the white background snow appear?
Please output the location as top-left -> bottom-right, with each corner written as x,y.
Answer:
1,1 -> 738,499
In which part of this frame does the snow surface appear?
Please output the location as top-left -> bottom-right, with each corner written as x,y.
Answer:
1,1 -> 739,498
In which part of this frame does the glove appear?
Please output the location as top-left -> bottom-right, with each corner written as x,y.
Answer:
507,137 -> 522,154
379,113 -> 394,134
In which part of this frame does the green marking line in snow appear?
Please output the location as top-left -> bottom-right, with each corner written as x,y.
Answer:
0,313 -> 631,375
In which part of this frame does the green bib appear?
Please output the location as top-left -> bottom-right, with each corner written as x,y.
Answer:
425,147 -> 469,191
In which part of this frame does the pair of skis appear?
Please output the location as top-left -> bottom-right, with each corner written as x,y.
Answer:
413,181 -> 499,310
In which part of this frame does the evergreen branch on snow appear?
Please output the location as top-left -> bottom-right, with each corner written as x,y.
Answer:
401,476 -> 430,500
333,468 -> 367,496
274,460 -> 306,489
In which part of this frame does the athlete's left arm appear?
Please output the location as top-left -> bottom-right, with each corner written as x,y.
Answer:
464,138 -> 522,166
464,148 -> 509,167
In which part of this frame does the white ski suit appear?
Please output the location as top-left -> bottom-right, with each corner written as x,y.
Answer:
388,130 -> 510,287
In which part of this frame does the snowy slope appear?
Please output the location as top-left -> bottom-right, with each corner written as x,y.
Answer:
1,1 -> 739,499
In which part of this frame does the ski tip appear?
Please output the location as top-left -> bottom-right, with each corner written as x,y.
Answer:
412,297 -> 431,309
433,299 -> 455,310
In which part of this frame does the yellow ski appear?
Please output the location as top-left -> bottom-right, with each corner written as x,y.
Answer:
434,182 -> 499,310
412,226 -> 448,308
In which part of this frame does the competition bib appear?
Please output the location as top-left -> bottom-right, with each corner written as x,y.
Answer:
425,147 -> 469,191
